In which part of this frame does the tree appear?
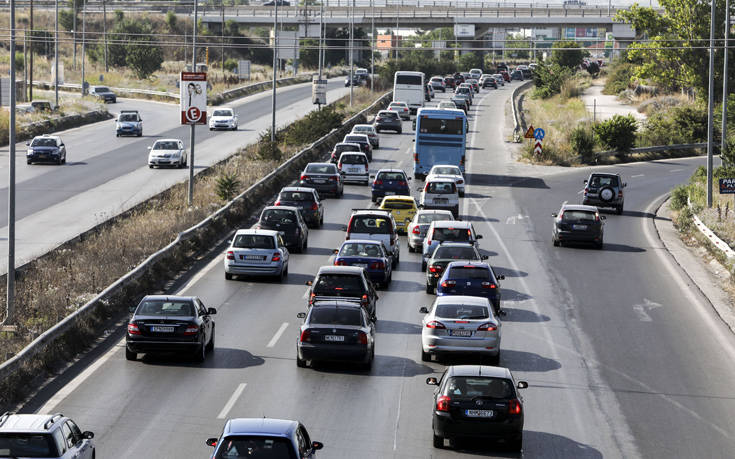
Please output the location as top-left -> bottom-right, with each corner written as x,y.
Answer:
550,40 -> 588,69
457,52 -> 483,71
90,18 -> 163,78
504,33 -> 530,60
165,11 -> 177,32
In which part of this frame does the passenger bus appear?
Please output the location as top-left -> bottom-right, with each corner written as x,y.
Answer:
412,108 -> 467,179
393,71 -> 425,114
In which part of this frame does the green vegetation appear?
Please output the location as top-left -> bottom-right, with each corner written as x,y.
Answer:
594,114 -> 638,157
215,172 -> 241,202
603,61 -> 636,95
569,124 -> 597,163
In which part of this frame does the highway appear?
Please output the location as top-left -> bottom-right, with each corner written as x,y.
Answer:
21,85 -> 735,458
0,77 -> 351,272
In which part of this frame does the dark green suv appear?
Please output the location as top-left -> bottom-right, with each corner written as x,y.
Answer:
582,172 -> 626,214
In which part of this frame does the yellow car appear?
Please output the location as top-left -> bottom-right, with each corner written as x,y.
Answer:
379,196 -> 418,234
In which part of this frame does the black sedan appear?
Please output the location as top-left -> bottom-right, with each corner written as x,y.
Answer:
296,301 -> 375,370
126,295 -> 216,362
427,365 -> 527,451
255,205 -> 309,253
552,204 -> 605,249
299,162 -> 343,198
374,110 -> 402,134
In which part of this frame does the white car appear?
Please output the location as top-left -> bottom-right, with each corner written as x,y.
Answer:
469,68 -> 483,80
388,101 -> 411,120
209,107 -> 238,131
337,151 -> 370,185
224,229 -> 289,281
148,138 -> 187,168
427,165 -> 466,197
419,175 -> 460,218
351,124 -> 380,148
437,101 -> 458,110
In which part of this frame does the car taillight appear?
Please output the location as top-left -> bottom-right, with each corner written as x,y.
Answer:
271,252 -> 281,262
618,190 -> 624,198
509,399 -> 522,415
428,265 -> 441,273
436,395 -> 451,412
374,179 -> 383,185
457,179 -> 464,184
127,323 -> 141,335
361,294 -> 369,306
583,187 -> 588,196
309,292 -> 316,305
300,329 -> 311,342
310,202 -> 318,211
595,213 -> 601,222
460,156 -> 465,166
329,176 -> 338,181
426,320 -> 446,329
369,261 -> 385,269
412,226 -> 421,234
398,181 -> 406,186
334,259 -> 346,266
477,322 -> 497,331
481,282 -> 497,289
226,251 -> 234,260
183,324 -> 199,336
337,162 -> 343,169
274,201 -> 282,206
424,183 -> 429,192
300,174 -> 310,181
413,153 -> 418,163
558,211 -> 564,220
358,331 -> 368,345
441,280 -> 456,288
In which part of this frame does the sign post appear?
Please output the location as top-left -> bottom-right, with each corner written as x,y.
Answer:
312,75 -> 327,108
533,127 -> 545,156
180,72 -> 207,206
238,60 -> 251,80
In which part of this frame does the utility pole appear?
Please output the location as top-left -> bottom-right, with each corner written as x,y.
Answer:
29,0 -> 33,101
318,0 -> 323,82
72,5 -> 76,70
6,0 -> 17,327
722,0 -> 730,166
370,0 -> 374,91
103,0 -> 108,72
54,0 -> 59,108
707,0 -> 716,207
349,0 -> 354,106
188,0 -> 198,207
80,0 -> 86,95
271,0 -> 278,142
23,30 -> 27,100
221,0 -> 225,77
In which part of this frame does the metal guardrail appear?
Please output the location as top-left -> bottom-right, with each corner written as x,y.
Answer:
511,80 -> 534,142
0,90 -> 393,402
580,143 -> 708,162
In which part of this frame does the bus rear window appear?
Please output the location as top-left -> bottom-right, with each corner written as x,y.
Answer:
396,75 -> 423,85
419,118 -> 463,135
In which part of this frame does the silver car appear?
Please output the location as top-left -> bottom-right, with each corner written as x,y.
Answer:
420,295 -> 501,364
427,165 -> 466,197
223,229 -> 289,281
147,138 -> 187,168
407,209 -> 455,253
351,124 -> 380,148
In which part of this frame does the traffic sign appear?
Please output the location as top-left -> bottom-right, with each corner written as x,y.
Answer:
534,139 -> 543,156
534,128 -> 545,141
180,72 -> 207,125
524,125 -> 535,139
719,178 -> 735,194
312,76 -> 328,105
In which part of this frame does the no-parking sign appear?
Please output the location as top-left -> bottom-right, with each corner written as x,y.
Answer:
180,72 -> 207,125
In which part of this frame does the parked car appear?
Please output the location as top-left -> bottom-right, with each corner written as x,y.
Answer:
255,205 -> 309,253
371,168 -> 411,202
296,301 -> 375,369
275,187 -> 324,228
422,220 -> 483,270
425,242 -> 486,293
374,110 -> 403,133
147,138 -> 187,168
305,266 -> 379,321
0,412 -> 95,459
582,172 -> 626,214
419,176 -> 460,218
333,239 -> 392,287
206,418 -> 323,458
351,124 -> 380,148
89,85 -> 117,103
388,101 -> 411,121
337,152 -> 370,185
26,134 -> 66,165
407,209 -> 455,253
342,133 -> 373,160
427,165 -> 466,197
116,110 -> 143,136
436,261 -> 504,314
125,295 -> 216,362
426,365 -> 527,450
299,162 -> 343,198
208,107 -> 238,131
344,209 -> 400,266
552,203 -> 605,249
330,142 -> 362,164
379,195 -> 418,234
223,229 -> 290,281
420,296 -> 500,363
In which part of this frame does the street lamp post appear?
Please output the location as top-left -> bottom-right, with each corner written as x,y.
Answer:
54,0 -> 59,108
6,0 -> 17,326
81,0 -> 86,95
188,0 -> 199,207
370,0 -> 374,92
271,0 -> 278,142
349,0 -> 354,106
318,0 -> 323,82
722,0 -> 730,166
706,0 -> 716,207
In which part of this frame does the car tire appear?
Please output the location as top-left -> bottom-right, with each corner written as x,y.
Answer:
407,245 -> 414,253
209,127 -> 213,131
149,165 -> 153,168
425,283 -> 433,294
421,260 -> 427,271
362,349 -> 374,371
225,272 -> 233,280
484,352 -> 500,366
296,353 -> 308,368
27,160 -> 32,165
138,132 -> 142,137
508,434 -> 523,452
206,327 -> 215,352
57,157 -> 62,165
459,191 -> 465,197
433,433 -> 443,448
125,347 -> 137,361
116,133 -> 120,137
319,215 -> 324,227
553,237 -> 560,247
616,205 -> 624,215
596,240 -> 604,250
194,341 -> 207,363
397,128 -> 402,134
421,349 -> 432,362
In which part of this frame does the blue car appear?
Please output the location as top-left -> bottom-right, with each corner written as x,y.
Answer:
371,168 -> 411,203
436,261 -> 505,314
333,239 -> 392,288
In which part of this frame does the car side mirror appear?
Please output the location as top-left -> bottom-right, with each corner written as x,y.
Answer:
341,225 -> 348,231
497,275 -> 505,280
369,174 -> 375,178
481,255 -> 488,260
297,312 -> 306,319
583,179 -> 588,184
83,431 -> 94,440
147,146 -> 152,150
476,235 -> 483,239
418,204 -> 424,208
128,304 -> 137,314
623,182 -> 627,188
206,438 -> 218,447
407,177 -> 412,181
419,306 -> 429,313
305,280 -> 313,286
312,441 -> 324,451
517,381 -> 529,389
600,216 -> 607,220
426,377 -> 438,385
333,249 -> 339,254
498,309 -> 507,317
25,141 -> 29,146
416,187 -> 422,191
207,308 -> 217,315
551,213 -> 558,218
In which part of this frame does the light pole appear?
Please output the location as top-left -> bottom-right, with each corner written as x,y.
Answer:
103,0 -> 108,72
271,0 -> 279,142
349,0 -> 354,106
221,0 -> 225,76
370,0 -> 374,91
6,0 -> 17,327
54,0 -> 59,108
29,0 -> 33,101
707,0 -> 716,207
722,0 -> 730,166
318,0 -> 323,82
80,0 -> 86,95
188,0 -> 199,207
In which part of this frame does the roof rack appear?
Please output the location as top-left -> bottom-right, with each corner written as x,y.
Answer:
0,411 -> 15,427
43,413 -> 64,430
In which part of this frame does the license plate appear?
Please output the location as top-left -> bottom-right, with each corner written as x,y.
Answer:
349,168 -> 360,173
572,225 -> 588,230
433,198 -> 448,204
151,326 -> 174,333
385,191 -> 395,195
313,179 -> 326,184
465,410 -> 494,418
324,335 -> 344,342
354,263 -> 368,269
244,255 -> 265,260
451,330 -> 473,337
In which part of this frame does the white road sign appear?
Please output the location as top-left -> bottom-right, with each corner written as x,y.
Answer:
180,72 -> 207,125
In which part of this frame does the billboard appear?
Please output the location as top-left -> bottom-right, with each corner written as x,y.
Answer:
454,24 -> 475,38
180,72 -> 207,125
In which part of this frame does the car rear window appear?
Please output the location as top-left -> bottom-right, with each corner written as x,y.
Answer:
279,191 -> 313,202
233,234 -> 276,249
434,246 -> 478,259
0,433 -> 57,457
215,436 -> 297,459
353,126 -> 372,133
261,209 -> 297,224
340,242 -> 383,257
344,135 -> 366,144
589,175 -> 619,187
447,266 -> 490,279
418,213 -> 453,224
335,144 -> 361,154
340,154 -> 366,165
349,216 -> 392,234
396,74 -> 422,85
313,274 -> 365,296
435,304 -> 488,319
432,227 -> 470,241
432,167 -> 461,176
562,211 -> 596,222
119,113 -> 138,122
310,307 -> 364,326
376,172 -> 405,182
378,111 -> 398,119
426,182 -> 456,194
443,377 -> 513,399
137,300 -> 195,316
382,200 -> 414,210
306,164 -> 336,174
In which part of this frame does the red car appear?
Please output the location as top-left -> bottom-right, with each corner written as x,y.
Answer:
500,70 -> 511,82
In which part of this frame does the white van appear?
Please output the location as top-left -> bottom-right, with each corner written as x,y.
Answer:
393,71 -> 425,114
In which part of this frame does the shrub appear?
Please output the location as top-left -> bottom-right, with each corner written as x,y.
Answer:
603,62 -> 635,95
256,129 -> 282,161
224,58 -> 238,73
594,114 -> 638,156
531,61 -> 573,99
549,40 -> 589,69
638,104 -> 708,149
165,10 -> 177,31
569,124 -> 597,163
670,185 -> 690,210
676,206 -> 694,231
215,172 -> 241,202
284,105 -> 343,146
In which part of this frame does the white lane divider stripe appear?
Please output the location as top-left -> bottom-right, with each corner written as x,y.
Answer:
218,383 -> 247,419
631,174 -> 644,178
267,322 -> 289,348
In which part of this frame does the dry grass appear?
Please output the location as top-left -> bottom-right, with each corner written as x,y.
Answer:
520,93 -> 588,166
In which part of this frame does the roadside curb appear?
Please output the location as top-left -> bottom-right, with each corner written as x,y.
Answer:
654,197 -> 735,334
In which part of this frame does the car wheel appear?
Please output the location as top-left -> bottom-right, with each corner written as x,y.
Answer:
149,165 -> 153,168
319,215 -> 324,227
553,237 -> 560,247
125,347 -> 137,361
616,205 -> 624,215
362,348 -> 374,371
138,132 -> 142,137
508,434 -> 523,452
421,260 -> 427,271
57,157 -> 62,165
397,128 -> 402,134
209,127 -> 213,131
596,240 -> 604,250
425,283 -> 433,294
484,352 -> 500,366
206,326 -> 215,352
421,348 -> 431,362
296,353 -> 308,368
225,272 -> 233,280
407,245 -> 414,253
116,133 -> 120,137
433,433 -> 444,448
194,341 -> 207,363
459,191 -> 465,197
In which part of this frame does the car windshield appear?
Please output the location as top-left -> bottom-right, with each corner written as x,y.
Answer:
335,144 -> 361,153
349,216 -> 392,235
562,211 -> 597,222
279,191 -> 312,202
344,136 -> 366,144
382,200 -> 414,210
426,182 -> 456,194
214,435 -> 297,459
31,138 -> 56,147
447,266 -> 490,280
233,234 -> 276,249
313,274 -> 364,296
377,172 -> 405,182
0,433 -> 56,458
119,113 -> 138,122
309,307 -> 363,326
305,164 -> 336,174
137,300 -> 195,316
418,213 -> 452,224
95,86 -> 110,92
434,246 -> 478,259
213,110 -> 233,117
340,242 -> 383,257
432,167 -> 461,175
261,209 -> 297,224
153,141 -> 179,150
435,304 -> 489,320
432,227 -> 470,241
443,377 -> 513,399
340,154 -> 366,165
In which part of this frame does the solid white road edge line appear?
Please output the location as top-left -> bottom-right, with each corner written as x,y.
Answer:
267,322 -> 289,348
218,383 -> 247,419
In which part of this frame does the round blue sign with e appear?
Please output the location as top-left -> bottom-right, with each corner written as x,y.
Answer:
534,128 -> 545,140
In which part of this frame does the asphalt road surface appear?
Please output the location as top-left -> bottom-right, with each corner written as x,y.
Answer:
22,85 -> 735,458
